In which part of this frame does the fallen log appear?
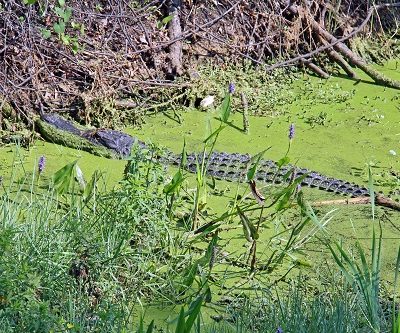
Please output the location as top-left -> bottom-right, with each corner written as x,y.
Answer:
312,195 -> 400,212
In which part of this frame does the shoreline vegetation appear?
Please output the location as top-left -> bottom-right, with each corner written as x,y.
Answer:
0,0 -> 399,331
1,68 -> 400,331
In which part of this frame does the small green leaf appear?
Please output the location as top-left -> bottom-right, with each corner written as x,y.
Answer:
54,6 -> 64,17
53,20 -> 65,34
276,187 -> 293,211
58,0 -> 65,6
41,29 -> 51,39
162,15 -> 174,25
60,33 -> 70,45
237,206 -> 259,241
23,0 -> 37,4
277,156 -> 290,167
71,41 -> 80,54
83,171 -> 100,203
157,15 -> 174,29
247,148 -> 270,181
62,7 -> 72,22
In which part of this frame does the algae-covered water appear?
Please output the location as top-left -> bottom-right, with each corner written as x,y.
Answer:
1,61 -> 399,284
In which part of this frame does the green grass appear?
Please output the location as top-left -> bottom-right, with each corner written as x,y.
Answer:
1,138 -> 399,333
0,148 -> 191,332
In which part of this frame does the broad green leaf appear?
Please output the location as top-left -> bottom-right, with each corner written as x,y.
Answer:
182,263 -> 197,288
53,160 -> 77,194
58,0 -> 65,6
175,307 -> 186,333
276,188 -> 293,211
185,296 -> 203,330
219,93 -> 231,123
54,6 -> 64,17
163,170 -> 184,194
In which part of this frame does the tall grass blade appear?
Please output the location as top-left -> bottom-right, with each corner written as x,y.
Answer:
368,163 -> 375,220
392,247 -> 400,333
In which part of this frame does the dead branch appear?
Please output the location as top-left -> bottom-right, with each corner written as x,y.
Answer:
168,0 -> 183,76
312,195 -> 400,211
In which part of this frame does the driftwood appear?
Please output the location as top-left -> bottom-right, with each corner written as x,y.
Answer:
312,195 -> 400,212
300,59 -> 330,79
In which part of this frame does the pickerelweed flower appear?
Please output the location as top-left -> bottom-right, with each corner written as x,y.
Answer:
276,327 -> 284,333
228,82 -> 235,94
38,155 -> 46,174
288,123 -> 295,140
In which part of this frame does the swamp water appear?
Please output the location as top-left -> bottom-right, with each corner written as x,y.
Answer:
1,61 -> 399,326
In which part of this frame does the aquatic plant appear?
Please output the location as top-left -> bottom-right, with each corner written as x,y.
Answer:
38,155 -> 46,174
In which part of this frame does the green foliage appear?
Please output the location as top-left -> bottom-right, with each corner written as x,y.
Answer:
219,93 -> 232,123
157,15 -> 174,29
52,159 -> 77,194
328,227 -> 382,332
24,0 -> 83,53
237,205 -> 258,242
0,148 -> 186,332
246,148 -> 269,181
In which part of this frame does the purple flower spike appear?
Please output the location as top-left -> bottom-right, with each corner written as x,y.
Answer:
276,327 -> 284,333
288,123 -> 295,140
228,82 -> 235,94
38,155 -> 46,174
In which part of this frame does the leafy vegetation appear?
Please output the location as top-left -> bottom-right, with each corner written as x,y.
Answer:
1,84 -> 400,332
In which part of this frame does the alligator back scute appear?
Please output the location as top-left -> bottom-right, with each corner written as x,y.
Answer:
39,113 -> 370,198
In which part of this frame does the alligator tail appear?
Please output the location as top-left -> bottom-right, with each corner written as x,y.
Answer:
164,151 -> 369,197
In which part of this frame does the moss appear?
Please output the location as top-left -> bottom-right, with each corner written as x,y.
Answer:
35,118 -> 118,159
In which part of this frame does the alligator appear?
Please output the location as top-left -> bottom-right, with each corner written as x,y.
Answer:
35,112 -> 374,198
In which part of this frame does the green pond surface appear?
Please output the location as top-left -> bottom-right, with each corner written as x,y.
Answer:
1,61 -> 400,325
